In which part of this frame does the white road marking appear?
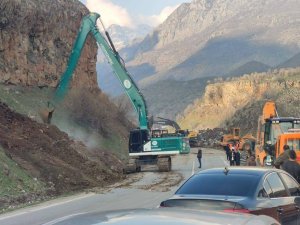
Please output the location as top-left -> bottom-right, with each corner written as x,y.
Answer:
191,159 -> 195,176
42,212 -> 88,225
0,193 -> 95,221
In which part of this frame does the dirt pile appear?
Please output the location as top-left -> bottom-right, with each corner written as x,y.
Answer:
0,102 -> 124,204
197,128 -> 226,147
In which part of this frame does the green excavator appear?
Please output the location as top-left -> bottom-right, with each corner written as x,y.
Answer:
40,13 -> 190,172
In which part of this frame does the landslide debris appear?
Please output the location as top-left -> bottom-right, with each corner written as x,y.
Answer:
0,102 -> 124,209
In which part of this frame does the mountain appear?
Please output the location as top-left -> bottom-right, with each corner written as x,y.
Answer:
97,24 -> 152,95
141,77 -> 211,119
277,52 -> 300,69
227,61 -> 271,77
123,0 -> 300,86
177,68 -> 300,133
107,24 -> 152,50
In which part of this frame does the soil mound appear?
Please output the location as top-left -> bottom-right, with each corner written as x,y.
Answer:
0,102 -> 124,194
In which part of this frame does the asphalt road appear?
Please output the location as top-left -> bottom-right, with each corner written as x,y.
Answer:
0,148 -> 227,225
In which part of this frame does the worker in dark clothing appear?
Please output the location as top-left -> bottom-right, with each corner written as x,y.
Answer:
282,150 -> 300,183
274,145 -> 291,169
224,144 -> 230,161
197,148 -> 202,168
235,150 -> 241,166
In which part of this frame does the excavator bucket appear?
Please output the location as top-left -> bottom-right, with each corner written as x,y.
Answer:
39,108 -> 55,124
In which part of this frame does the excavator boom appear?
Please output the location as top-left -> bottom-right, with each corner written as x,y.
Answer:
42,13 -> 149,129
41,12 -> 190,173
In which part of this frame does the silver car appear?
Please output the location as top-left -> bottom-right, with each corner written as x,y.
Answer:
44,208 -> 279,225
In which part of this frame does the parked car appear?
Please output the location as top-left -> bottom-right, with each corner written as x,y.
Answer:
43,208 -> 279,225
160,167 -> 300,225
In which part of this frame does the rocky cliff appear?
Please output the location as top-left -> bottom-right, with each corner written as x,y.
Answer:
177,68 -> 300,133
0,0 -> 97,89
121,0 -> 300,86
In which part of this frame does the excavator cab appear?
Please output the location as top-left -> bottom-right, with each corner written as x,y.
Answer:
129,129 -> 150,153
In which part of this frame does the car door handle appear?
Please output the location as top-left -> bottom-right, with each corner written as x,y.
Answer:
277,207 -> 284,213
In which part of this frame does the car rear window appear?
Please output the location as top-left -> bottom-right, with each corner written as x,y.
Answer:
176,174 -> 260,196
161,199 -> 243,211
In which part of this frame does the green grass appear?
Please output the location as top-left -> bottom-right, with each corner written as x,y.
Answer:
0,147 -> 45,197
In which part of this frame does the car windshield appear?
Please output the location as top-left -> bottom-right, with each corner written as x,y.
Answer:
176,173 -> 260,197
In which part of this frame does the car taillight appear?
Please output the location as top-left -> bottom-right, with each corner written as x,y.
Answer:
223,208 -> 250,213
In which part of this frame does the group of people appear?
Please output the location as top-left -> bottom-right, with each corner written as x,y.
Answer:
274,145 -> 300,183
198,143 -> 299,184
224,142 -> 256,166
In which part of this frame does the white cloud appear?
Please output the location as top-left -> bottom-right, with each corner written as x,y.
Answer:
86,0 -> 134,28
139,4 -> 179,27
153,5 -> 179,24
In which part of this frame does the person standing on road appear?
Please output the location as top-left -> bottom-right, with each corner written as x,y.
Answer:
240,149 -> 248,166
274,145 -> 291,169
197,148 -> 202,168
235,149 -> 241,166
282,150 -> 300,183
241,143 -> 252,166
224,144 -> 230,161
230,147 -> 235,166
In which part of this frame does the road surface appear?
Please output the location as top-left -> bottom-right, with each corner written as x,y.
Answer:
0,148 -> 228,225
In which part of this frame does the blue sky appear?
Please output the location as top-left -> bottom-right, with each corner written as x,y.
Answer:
80,0 -> 190,27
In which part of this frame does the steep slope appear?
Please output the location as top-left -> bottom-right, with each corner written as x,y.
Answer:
141,77 -> 211,119
0,102 -> 124,209
107,24 -> 152,50
0,0 -> 133,210
177,68 -> 300,133
123,0 -> 300,85
227,61 -> 271,77
0,0 -> 97,89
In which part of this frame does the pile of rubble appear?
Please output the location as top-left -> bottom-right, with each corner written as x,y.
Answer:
197,128 -> 227,148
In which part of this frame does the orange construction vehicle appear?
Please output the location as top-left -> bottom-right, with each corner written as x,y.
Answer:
220,128 -> 256,152
221,128 -> 241,145
255,101 -> 300,166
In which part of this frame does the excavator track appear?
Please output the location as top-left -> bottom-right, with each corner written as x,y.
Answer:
157,157 -> 171,172
123,158 -> 141,174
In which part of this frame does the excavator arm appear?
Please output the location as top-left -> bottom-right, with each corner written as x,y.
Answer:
153,117 -> 181,131
42,13 -> 149,129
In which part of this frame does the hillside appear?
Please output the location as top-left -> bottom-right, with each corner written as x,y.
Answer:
141,77 -> 211,119
227,61 -> 271,77
0,101 -> 124,210
0,0 -> 133,210
277,52 -> 300,69
119,0 -> 300,86
177,68 -> 300,134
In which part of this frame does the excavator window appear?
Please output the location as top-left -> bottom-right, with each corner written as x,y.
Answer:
129,129 -> 149,153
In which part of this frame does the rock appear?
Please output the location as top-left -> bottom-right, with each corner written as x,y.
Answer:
0,0 -> 98,90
